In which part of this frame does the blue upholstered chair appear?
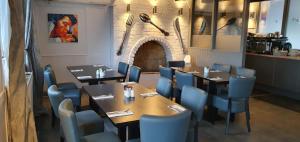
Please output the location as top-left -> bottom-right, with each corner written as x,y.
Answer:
236,67 -> 256,78
44,64 -> 77,90
168,61 -> 185,68
159,66 -> 173,80
129,65 -> 142,83
128,110 -> 191,142
118,62 -> 129,82
212,77 -> 256,134
181,86 -> 207,142
44,65 -> 81,109
175,71 -> 194,103
48,85 -> 104,136
58,99 -> 120,142
156,77 -> 172,99
211,63 -> 232,73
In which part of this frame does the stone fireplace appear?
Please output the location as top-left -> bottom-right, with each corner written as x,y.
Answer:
133,41 -> 166,72
112,0 -> 190,69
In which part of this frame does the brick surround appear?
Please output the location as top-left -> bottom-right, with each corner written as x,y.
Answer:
112,0 -> 190,68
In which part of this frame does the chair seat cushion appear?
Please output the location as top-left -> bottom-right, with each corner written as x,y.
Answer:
82,132 -> 121,142
76,110 -> 104,136
58,82 -> 77,90
212,94 -> 246,113
62,89 -> 81,106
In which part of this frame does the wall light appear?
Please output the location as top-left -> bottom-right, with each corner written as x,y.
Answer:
178,8 -> 183,16
126,4 -> 130,12
153,6 -> 158,14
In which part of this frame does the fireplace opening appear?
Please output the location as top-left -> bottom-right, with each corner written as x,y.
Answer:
133,41 -> 167,72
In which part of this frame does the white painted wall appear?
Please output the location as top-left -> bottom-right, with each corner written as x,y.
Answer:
286,0 -> 300,49
33,1 -> 112,85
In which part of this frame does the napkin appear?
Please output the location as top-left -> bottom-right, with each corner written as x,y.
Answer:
210,70 -> 221,73
209,77 -> 222,81
238,76 -> 247,79
106,68 -> 113,71
70,69 -> 83,72
140,92 -> 158,97
77,76 -> 92,80
106,110 -> 134,118
93,64 -> 104,67
121,82 -> 136,85
168,105 -> 186,113
92,95 -> 114,100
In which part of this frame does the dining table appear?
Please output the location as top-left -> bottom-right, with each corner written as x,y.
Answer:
82,82 -> 187,142
171,65 -> 232,122
67,65 -> 126,85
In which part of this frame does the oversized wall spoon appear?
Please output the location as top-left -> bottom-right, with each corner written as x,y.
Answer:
139,13 -> 169,36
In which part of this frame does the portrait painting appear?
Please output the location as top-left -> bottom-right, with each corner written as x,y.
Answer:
48,13 -> 78,43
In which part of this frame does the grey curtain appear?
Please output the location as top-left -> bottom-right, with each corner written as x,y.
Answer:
8,0 -> 37,141
24,0 -> 45,115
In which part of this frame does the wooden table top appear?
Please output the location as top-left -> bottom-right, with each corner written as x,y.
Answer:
172,66 -> 231,84
83,83 -> 183,127
67,65 -> 125,83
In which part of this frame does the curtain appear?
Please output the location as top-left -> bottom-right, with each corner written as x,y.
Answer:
6,0 -> 38,141
24,0 -> 45,115
0,0 -> 11,141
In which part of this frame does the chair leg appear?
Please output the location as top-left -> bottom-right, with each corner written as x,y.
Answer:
225,111 -> 231,135
51,108 -> 56,128
60,136 -> 64,142
246,103 -> 251,132
194,124 -> 198,142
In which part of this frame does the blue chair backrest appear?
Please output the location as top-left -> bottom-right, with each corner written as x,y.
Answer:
48,85 -> 64,118
45,64 -> 52,71
44,69 -> 57,88
228,77 -> 256,99
118,62 -> 129,76
159,66 -> 173,80
211,63 -> 231,73
236,67 -> 256,78
168,61 -> 185,68
156,77 -> 172,98
129,66 -> 141,83
181,86 -> 208,121
140,110 -> 191,142
58,99 -> 80,142
175,71 -> 194,90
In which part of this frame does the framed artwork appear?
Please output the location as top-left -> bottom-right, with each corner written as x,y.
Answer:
48,13 -> 78,43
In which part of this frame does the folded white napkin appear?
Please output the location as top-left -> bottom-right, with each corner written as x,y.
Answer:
106,110 -> 134,118
210,70 -> 221,73
140,92 -> 158,97
70,69 -> 83,72
168,105 -> 186,113
106,68 -> 113,71
77,76 -> 92,80
209,77 -> 222,81
92,95 -> 114,100
93,64 -> 104,67
121,82 -> 136,85
238,76 -> 247,79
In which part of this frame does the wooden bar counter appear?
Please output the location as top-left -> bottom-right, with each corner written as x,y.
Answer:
246,53 -> 300,100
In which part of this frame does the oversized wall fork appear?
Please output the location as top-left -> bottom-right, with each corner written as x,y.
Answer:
117,14 -> 134,56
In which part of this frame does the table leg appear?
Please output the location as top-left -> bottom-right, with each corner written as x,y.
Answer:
118,126 -> 127,142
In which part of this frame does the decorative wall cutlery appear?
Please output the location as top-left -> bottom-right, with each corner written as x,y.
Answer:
173,17 -> 186,54
117,14 -> 134,56
139,13 -> 169,36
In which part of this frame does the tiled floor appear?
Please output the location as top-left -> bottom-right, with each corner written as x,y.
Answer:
36,73 -> 300,142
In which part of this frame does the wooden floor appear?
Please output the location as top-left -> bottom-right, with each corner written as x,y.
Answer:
36,73 -> 300,142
